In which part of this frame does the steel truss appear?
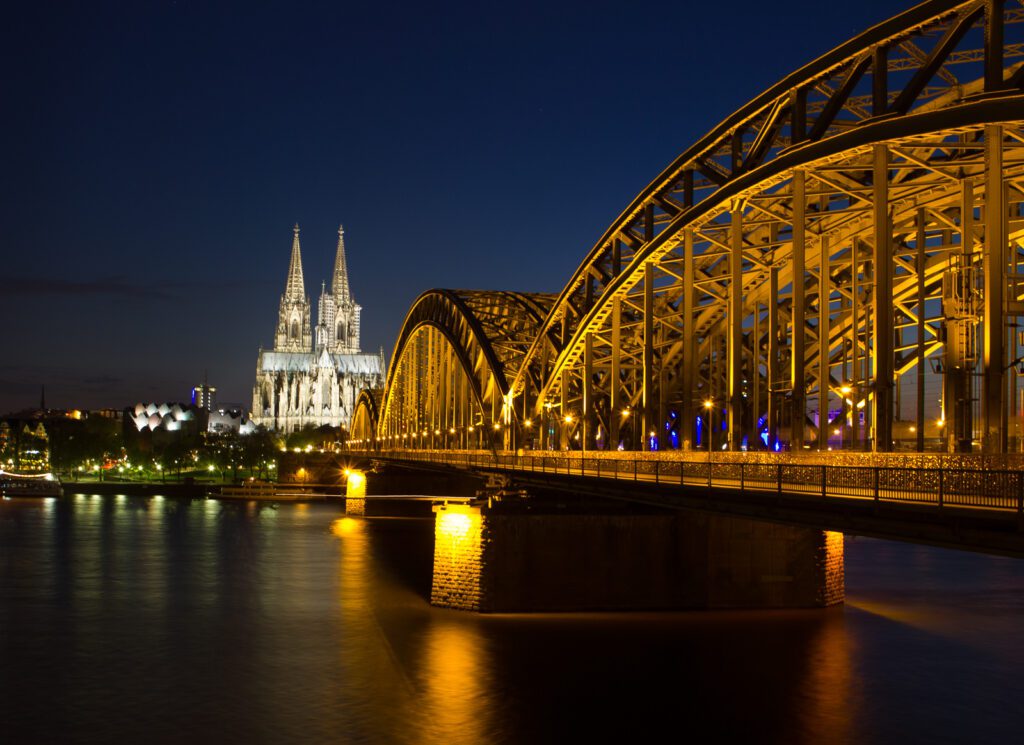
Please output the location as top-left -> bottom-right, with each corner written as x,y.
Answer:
351,290 -> 556,449
366,0 -> 1024,455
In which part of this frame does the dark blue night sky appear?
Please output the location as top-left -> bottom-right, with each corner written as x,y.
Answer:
1,0 -> 912,412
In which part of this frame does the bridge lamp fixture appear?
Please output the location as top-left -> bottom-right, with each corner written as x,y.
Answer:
839,384 -> 853,396
493,423 -> 501,431
434,429 -> 441,435
564,414 -> 574,424
468,426 -> 475,432
937,418 -> 946,427
524,419 -> 532,428
449,428 -> 456,434
621,408 -> 630,418
703,399 -> 714,411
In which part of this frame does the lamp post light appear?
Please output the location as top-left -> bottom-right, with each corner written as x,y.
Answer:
704,399 -> 714,476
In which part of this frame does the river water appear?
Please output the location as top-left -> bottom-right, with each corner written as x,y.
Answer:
2,493 -> 1023,744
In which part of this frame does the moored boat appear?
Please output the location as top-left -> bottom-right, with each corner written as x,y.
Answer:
0,470 -> 64,498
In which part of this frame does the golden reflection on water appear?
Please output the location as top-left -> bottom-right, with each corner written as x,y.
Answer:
330,513 -> 495,743
800,610 -> 856,742
417,620 -> 493,745
331,516 -> 360,537
330,516 -> 419,738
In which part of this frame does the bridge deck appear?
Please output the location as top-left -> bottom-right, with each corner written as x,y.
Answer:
346,449 -> 1024,557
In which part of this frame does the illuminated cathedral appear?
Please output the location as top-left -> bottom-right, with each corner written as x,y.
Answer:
252,225 -> 385,433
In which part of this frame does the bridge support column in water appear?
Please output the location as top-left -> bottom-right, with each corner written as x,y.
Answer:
344,469 -> 366,516
431,501 -> 844,612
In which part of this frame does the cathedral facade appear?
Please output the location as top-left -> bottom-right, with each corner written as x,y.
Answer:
252,225 -> 385,433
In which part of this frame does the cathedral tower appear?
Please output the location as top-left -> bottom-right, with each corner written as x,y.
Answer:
331,225 -> 362,353
253,223 -> 384,433
274,224 -> 313,352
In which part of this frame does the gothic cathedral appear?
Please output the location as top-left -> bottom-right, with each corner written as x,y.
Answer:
252,225 -> 385,433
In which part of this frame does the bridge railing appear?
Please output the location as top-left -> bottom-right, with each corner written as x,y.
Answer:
348,449 -> 1024,515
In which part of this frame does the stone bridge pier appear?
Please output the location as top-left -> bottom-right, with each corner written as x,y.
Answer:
431,499 -> 844,612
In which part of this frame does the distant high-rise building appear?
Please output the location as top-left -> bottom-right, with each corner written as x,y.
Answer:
191,380 -> 217,411
252,224 -> 385,433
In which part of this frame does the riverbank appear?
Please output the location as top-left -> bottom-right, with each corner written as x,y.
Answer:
62,481 -> 211,498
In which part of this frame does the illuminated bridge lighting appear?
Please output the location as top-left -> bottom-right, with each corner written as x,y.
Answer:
348,2 -> 1024,458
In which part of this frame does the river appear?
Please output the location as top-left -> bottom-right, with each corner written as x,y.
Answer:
2,493 -> 1022,743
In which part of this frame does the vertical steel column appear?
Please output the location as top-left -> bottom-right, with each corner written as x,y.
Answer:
583,333 -> 594,452
984,123 -> 1007,453
682,229 -> 695,450
791,171 -> 806,448
945,181 -> 975,452
728,200 -> 745,449
985,0 -> 1005,93
852,240 -> 861,449
768,265 -> 780,448
872,45 -> 888,116
917,209 -> 927,452
819,235 -> 831,451
873,144 -> 894,452
560,368 -> 568,450
753,296 -> 760,446
643,262 -> 655,451
610,298 -> 622,448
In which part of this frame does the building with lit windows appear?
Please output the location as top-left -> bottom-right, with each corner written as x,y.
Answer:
191,381 -> 217,411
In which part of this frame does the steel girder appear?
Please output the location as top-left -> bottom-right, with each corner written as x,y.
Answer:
503,0 -> 1024,453
350,389 -> 381,444
373,0 -> 1024,454
376,289 -> 556,447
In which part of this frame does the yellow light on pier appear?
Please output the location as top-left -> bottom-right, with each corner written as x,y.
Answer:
437,509 -> 473,539
345,469 -> 366,498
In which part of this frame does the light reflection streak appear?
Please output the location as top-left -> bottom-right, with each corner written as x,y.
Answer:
329,516 -> 420,738
799,611 -> 856,742
416,620 -> 493,745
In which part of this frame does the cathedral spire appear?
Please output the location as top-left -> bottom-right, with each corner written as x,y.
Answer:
274,224 -> 312,352
284,223 -> 306,301
332,224 -> 352,304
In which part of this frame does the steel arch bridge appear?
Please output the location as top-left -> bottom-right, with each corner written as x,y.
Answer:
354,0 -> 1024,456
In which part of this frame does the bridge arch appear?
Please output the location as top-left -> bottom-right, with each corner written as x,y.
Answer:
377,289 -> 557,447
365,0 -> 1024,455
506,0 -> 1024,454
350,389 -> 380,446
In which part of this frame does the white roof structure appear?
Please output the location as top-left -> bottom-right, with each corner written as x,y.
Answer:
258,351 -> 383,375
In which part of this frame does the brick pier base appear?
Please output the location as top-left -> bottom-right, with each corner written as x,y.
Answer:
430,502 -> 843,612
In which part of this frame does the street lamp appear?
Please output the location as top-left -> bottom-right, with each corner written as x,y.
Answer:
704,399 -> 714,469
